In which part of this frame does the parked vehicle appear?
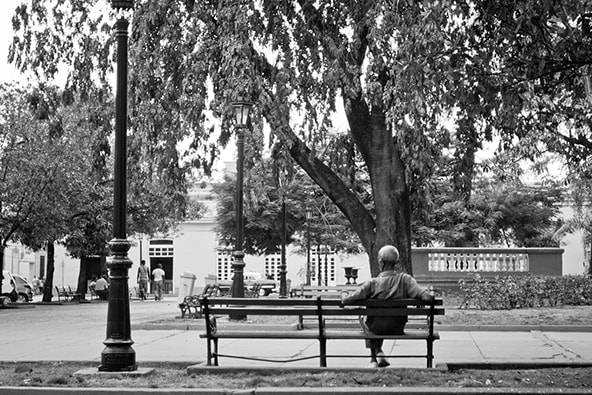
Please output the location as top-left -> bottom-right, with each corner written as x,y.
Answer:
218,271 -> 277,296
1,270 -> 17,303
11,273 -> 34,303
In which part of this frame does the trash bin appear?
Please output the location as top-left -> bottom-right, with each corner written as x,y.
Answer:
177,272 -> 197,305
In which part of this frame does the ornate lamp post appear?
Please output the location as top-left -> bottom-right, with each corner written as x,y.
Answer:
305,208 -> 312,286
99,0 -> 136,372
230,98 -> 252,319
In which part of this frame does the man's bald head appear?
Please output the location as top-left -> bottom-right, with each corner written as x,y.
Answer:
378,245 -> 400,271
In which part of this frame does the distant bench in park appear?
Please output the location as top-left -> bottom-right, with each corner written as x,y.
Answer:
199,296 -> 444,368
54,285 -> 81,302
179,283 -> 262,319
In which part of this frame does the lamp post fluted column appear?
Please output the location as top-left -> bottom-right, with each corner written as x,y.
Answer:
230,99 -> 252,320
231,127 -> 246,303
279,196 -> 288,297
99,11 -> 136,372
305,209 -> 312,286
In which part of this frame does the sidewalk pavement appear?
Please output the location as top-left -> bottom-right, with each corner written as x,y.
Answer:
1,296 -> 591,369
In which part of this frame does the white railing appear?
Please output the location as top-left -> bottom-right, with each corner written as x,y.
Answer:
427,251 -> 529,272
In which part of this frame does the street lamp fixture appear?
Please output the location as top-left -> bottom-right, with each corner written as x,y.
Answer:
232,99 -> 252,126
230,98 -> 252,319
100,0 -> 136,372
111,0 -> 133,8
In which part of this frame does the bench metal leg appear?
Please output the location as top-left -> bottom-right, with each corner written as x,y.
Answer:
427,339 -> 433,368
320,338 -> 327,367
214,339 -> 219,366
206,338 -> 212,366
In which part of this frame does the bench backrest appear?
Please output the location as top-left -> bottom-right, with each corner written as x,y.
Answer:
201,297 -> 444,318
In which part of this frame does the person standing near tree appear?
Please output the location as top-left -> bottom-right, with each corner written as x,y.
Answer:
151,263 -> 165,301
341,245 -> 435,368
137,260 -> 149,301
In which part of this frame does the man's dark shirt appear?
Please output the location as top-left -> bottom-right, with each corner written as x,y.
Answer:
342,271 -> 427,335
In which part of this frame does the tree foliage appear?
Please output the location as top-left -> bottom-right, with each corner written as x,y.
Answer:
0,83 -> 93,298
213,156 -> 362,256
415,176 -> 564,248
0,83 -> 82,253
10,0 -> 592,277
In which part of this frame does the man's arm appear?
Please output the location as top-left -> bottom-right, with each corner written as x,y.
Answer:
341,281 -> 372,304
404,274 -> 435,302
419,288 -> 434,303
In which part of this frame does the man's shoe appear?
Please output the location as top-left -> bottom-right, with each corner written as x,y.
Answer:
367,361 -> 379,368
376,352 -> 390,368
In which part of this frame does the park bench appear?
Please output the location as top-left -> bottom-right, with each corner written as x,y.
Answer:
179,284 -> 219,318
216,283 -> 262,298
55,285 -> 80,302
179,284 -> 263,318
199,296 -> 444,368
89,286 -> 99,300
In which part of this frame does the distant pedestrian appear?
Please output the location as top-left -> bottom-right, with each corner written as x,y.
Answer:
137,260 -> 149,301
32,276 -> 41,295
152,264 -> 165,301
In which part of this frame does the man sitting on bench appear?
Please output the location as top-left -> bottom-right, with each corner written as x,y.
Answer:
341,245 -> 434,368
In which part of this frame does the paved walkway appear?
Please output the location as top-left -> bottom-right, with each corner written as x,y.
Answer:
1,296 -> 591,369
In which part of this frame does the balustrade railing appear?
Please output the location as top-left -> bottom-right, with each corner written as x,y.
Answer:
428,251 -> 529,272
412,247 -> 563,277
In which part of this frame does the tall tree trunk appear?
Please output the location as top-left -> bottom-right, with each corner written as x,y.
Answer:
588,239 -> 592,278
0,244 -> 4,295
76,256 -> 88,300
360,106 -> 412,276
42,241 -> 55,303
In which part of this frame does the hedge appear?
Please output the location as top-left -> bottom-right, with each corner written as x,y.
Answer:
458,274 -> 592,310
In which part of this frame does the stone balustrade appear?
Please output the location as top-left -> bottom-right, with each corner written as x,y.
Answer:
411,247 -> 563,288
426,250 -> 529,272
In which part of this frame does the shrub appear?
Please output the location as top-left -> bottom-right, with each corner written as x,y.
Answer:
458,274 -> 592,310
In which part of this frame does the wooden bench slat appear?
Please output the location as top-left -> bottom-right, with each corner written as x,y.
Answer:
200,330 -> 320,339
207,308 -> 319,316
320,307 -> 445,316
205,297 -> 443,307
324,330 -> 440,340
206,297 -> 319,306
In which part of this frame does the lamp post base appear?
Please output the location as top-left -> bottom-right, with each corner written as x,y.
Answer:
230,250 -> 246,320
99,238 -> 136,372
279,265 -> 288,298
99,344 -> 137,372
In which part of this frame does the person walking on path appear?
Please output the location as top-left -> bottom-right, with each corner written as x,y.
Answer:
341,245 -> 435,368
137,260 -> 149,301
152,264 -> 165,301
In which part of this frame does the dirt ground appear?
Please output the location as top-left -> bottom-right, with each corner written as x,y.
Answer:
0,361 -> 591,389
